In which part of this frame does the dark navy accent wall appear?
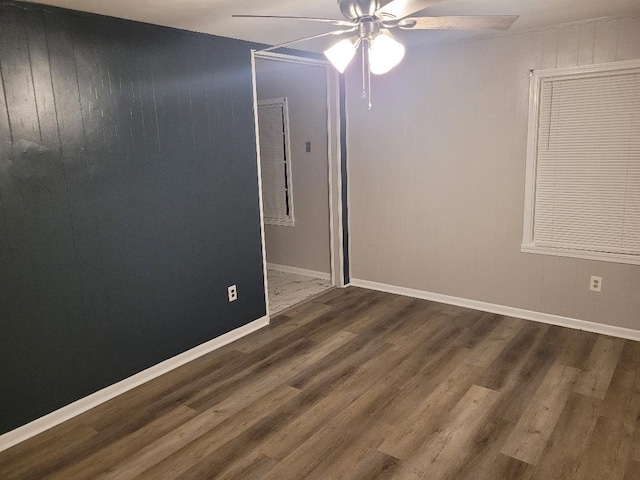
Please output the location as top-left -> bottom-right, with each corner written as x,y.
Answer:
0,1 -> 266,435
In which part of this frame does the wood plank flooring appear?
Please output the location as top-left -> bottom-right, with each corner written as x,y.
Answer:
1,286 -> 640,479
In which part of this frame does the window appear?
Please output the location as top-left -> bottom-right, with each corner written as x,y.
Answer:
258,98 -> 294,226
522,60 -> 640,265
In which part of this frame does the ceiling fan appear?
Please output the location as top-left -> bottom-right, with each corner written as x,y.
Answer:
234,0 -> 518,107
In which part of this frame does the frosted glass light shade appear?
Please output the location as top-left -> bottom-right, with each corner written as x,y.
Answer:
369,34 -> 405,75
324,38 -> 357,73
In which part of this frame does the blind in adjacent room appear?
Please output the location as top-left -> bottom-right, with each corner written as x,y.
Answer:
527,63 -> 640,263
258,98 -> 294,226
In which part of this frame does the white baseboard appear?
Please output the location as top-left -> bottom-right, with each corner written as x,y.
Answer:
0,315 -> 270,453
351,279 -> 640,342
267,263 -> 331,281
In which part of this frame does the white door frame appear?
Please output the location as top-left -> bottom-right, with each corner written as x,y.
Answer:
250,50 -> 345,318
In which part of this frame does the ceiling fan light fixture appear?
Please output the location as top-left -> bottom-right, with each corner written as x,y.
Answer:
324,37 -> 359,73
369,33 -> 405,75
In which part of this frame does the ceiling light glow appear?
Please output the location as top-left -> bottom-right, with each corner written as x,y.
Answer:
369,33 -> 405,75
324,38 -> 358,73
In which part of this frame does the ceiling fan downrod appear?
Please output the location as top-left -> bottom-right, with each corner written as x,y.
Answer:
338,0 -> 380,21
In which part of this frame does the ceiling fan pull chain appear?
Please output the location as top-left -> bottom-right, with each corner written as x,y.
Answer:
367,59 -> 372,110
364,39 -> 372,110
361,39 -> 367,100
360,38 -> 372,109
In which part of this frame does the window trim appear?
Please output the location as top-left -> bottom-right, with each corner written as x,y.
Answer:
257,97 -> 295,227
521,59 -> 640,266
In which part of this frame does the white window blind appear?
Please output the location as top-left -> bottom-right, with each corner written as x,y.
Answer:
258,98 -> 294,226
523,60 -> 640,265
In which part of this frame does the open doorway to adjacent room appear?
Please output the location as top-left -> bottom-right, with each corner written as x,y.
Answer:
252,51 -> 345,316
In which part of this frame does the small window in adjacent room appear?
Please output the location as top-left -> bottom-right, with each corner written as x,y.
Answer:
258,97 -> 294,227
522,60 -> 640,265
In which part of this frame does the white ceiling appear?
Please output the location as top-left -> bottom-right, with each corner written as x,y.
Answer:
26,0 -> 640,52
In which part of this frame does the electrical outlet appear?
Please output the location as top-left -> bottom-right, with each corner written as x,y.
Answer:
228,285 -> 237,302
590,276 -> 602,292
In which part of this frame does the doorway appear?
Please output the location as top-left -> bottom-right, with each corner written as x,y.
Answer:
252,51 -> 344,317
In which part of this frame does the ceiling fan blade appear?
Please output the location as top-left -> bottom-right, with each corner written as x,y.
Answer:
232,15 -> 355,27
375,0 -> 445,21
399,15 -> 519,30
260,27 -> 357,52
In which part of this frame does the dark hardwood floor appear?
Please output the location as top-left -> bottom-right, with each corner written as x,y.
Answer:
1,286 -> 639,479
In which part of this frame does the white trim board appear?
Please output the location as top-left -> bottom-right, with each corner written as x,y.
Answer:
0,315 -> 269,453
350,279 -> 640,342
251,52 -> 272,319
266,263 -> 331,281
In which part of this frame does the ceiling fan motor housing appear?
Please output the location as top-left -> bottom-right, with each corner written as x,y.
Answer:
338,0 -> 382,21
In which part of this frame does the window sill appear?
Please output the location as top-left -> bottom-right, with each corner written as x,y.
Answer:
521,244 -> 640,266
265,219 -> 295,227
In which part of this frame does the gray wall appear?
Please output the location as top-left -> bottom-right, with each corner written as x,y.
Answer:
346,15 -> 640,330
0,1 -> 265,435
257,59 -> 331,275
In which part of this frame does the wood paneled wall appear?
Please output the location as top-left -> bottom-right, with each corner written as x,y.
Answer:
346,16 -> 640,330
0,1 -> 265,434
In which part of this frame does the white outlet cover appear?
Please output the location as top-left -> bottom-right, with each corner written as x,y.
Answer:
228,285 -> 238,302
590,276 -> 602,292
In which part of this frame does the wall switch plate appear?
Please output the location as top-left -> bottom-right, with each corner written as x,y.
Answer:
590,276 -> 602,292
228,285 -> 237,302
305,141 -> 311,152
